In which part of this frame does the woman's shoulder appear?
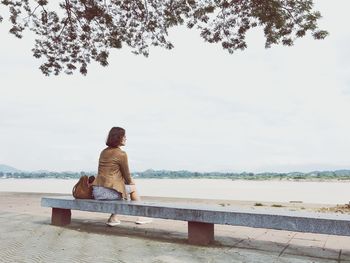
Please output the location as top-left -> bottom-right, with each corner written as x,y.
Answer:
115,147 -> 127,156
100,147 -> 118,156
100,147 -> 110,154
102,147 -> 127,156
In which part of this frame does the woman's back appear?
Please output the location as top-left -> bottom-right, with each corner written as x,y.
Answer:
98,147 -> 123,177
93,147 -> 131,198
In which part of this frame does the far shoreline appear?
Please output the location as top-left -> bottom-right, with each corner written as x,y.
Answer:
1,177 -> 350,182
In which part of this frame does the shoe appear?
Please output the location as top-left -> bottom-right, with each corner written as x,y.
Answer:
135,217 -> 153,225
106,220 -> 121,226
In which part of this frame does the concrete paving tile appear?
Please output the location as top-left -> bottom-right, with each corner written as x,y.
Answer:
255,229 -> 295,243
289,237 -> 325,247
215,235 -> 246,247
293,232 -> 329,243
215,226 -> 269,246
341,250 -> 350,261
282,244 -> 339,261
278,253 -> 338,263
216,225 -> 268,239
325,235 -> 350,250
267,229 -> 296,237
233,238 -> 287,254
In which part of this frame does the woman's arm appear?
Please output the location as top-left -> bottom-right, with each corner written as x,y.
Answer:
119,152 -> 134,185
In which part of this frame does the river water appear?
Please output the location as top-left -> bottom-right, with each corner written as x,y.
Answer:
0,178 -> 349,204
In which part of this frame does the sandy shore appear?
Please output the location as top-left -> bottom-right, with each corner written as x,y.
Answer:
1,192 -> 350,262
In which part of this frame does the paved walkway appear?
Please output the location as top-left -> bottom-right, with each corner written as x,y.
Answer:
0,210 -> 349,262
1,192 -> 350,262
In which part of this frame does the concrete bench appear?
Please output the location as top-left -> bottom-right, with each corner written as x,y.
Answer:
41,196 -> 350,245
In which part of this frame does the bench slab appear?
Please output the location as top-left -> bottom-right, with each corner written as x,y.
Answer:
42,196 -> 350,238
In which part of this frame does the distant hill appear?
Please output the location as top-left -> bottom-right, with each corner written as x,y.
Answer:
0,164 -> 22,173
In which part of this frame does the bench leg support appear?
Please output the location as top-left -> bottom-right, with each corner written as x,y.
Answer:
51,208 -> 71,226
188,221 -> 214,245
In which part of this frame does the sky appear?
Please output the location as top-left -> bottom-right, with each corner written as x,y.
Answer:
0,0 -> 350,173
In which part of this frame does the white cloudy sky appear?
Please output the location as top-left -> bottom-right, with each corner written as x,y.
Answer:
0,0 -> 349,173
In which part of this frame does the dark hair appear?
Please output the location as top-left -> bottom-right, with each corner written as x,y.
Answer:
106,127 -> 125,147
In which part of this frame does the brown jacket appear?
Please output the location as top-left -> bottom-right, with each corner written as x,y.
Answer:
92,147 -> 133,199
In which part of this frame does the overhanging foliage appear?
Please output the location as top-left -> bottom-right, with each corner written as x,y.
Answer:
0,0 -> 328,75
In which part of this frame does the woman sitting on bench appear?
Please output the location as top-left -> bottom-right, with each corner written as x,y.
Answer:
92,126 -> 152,226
